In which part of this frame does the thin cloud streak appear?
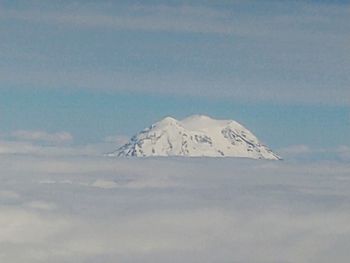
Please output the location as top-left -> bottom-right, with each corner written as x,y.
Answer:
11,130 -> 73,144
0,2 -> 349,37
0,5 -> 235,35
0,68 -> 349,106
0,2 -> 348,105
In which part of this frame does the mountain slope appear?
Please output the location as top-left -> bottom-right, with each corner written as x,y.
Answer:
108,115 -> 281,160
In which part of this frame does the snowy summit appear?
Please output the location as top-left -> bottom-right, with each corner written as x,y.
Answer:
109,115 -> 281,160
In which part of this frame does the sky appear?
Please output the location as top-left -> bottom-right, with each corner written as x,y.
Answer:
0,0 -> 349,159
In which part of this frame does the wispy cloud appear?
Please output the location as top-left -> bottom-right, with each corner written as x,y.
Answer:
0,140 -> 112,157
0,130 -> 128,157
10,130 -> 73,144
1,2 -> 348,37
8,3 -> 306,38
0,67 -> 349,106
336,145 -> 350,161
278,144 -> 314,156
0,1 -> 349,105
103,134 -> 129,145
0,4 -> 234,34
278,144 -> 350,162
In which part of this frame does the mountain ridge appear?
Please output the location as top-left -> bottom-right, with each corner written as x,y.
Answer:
108,115 -> 281,160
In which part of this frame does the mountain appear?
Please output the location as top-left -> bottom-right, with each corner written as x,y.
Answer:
108,115 -> 281,160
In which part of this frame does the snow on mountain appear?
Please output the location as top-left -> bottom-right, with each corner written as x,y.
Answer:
108,115 -> 281,160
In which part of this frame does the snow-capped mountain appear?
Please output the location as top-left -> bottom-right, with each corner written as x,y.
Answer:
108,115 -> 281,160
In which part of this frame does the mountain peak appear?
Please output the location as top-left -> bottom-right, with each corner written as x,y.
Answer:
181,115 -> 230,131
109,115 -> 281,160
160,116 -> 178,123
155,116 -> 179,127
183,114 -> 213,121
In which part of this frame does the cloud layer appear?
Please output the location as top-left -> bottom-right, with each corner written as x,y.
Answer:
0,154 -> 350,263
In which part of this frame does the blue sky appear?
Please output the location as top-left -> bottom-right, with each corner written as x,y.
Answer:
0,0 -> 349,157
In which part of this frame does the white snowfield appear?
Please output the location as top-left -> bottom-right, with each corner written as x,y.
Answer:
110,115 -> 281,160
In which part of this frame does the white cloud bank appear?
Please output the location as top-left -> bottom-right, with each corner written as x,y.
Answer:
0,154 -> 350,263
